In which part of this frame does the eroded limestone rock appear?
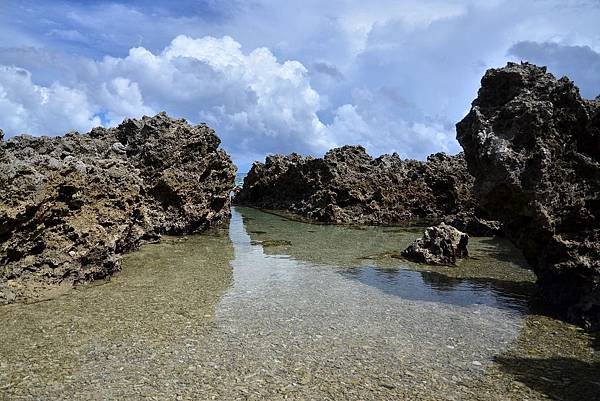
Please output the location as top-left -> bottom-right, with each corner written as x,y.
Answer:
0,113 -> 236,302
457,62 -> 600,328
235,146 -> 482,227
401,223 -> 469,265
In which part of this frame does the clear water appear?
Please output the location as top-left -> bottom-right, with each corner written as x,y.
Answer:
0,207 -> 598,400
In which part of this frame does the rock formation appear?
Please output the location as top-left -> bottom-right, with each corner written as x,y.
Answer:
401,223 -> 469,265
443,213 -> 502,237
457,62 -> 600,329
234,146 -> 492,230
0,113 -> 236,302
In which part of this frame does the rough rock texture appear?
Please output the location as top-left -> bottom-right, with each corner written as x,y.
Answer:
0,112 -> 236,302
401,223 -> 469,265
457,62 -> 600,329
235,146 -> 489,229
443,213 -> 503,237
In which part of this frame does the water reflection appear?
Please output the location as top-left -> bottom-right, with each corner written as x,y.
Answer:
237,206 -> 537,315
343,266 -> 534,314
0,206 -> 594,401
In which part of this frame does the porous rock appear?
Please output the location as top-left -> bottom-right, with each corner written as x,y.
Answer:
457,62 -> 600,328
401,223 -> 469,265
235,146 -> 482,227
443,213 -> 503,237
0,112 -> 236,302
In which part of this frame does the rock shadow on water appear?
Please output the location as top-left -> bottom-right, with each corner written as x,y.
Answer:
480,316 -> 600,401
475,237 -> 532,268
342,266 -> 535,314
238,206 -> 537,315
494,355 -> 600,401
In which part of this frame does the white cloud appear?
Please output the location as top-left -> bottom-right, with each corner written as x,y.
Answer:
0,35 -> 336,158
2,0 -> 600,169
0,66 -> 100,135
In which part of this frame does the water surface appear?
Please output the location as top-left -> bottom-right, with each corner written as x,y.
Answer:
1,207 -> 598,400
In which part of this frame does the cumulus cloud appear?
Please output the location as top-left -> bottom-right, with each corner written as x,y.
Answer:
0,66 -> 100,135
0,34 -> 455,168
0,36 -> 334,158
2,0 -> 600,169
509,41 -> 600,98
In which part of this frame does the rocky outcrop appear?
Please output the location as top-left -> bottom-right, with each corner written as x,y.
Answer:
457,62 -> 600,329
234,146 -> 490,229
443,213 -> 503,237
401,223 -> 469,265
0,112 -> 236,302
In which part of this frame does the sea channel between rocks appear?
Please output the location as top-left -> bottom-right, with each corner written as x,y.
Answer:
1,206 -> 597,401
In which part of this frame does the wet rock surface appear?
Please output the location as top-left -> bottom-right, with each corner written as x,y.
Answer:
235,146 -> 493,232
457,62 -> 600,329
401,223 -> 470,265
0,112 -> 236,302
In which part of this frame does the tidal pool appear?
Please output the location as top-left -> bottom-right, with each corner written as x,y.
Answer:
1,207 -> 598,400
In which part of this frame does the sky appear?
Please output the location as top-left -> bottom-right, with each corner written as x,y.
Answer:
0,0 -> 599,171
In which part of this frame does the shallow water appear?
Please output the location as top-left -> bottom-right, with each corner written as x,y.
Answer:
1,207 -> 598,400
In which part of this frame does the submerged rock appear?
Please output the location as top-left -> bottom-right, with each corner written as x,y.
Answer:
235,146 -> 484,227
401,223 -> 469,265
0,112 -> 236,302
457,62 -> 600,329
250,239 -> 292,247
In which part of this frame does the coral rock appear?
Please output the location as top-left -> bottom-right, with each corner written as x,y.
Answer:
0,112 -> 236,302
457,62 -> 600,329
235,146 -> 477,226
401,223 -> 469,265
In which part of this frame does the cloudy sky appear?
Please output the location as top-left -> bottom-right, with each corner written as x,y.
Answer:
1,0 -> 599,170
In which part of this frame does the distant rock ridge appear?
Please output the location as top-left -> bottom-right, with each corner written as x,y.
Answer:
0,112 -> 236,302
234,145 -> 498,234
457,62 -> 600,329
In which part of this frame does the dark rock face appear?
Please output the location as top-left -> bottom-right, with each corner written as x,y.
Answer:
401,223 -> 469,265
443,213 -> 503,237
235,146 -> 484,228
0,112 -> 236,302
457,62 -> 600,329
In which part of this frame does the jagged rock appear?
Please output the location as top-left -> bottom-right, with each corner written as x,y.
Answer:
0,112 -> 236,302
444,213 -> 503,237
401,223 -> 469,265
457,62 -> 600,329
235,146 -> 477,225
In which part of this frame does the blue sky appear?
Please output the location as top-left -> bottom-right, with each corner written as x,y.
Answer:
1,0 -> 599,170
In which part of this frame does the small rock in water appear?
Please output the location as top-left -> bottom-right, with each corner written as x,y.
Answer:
401,223 -> 469,265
